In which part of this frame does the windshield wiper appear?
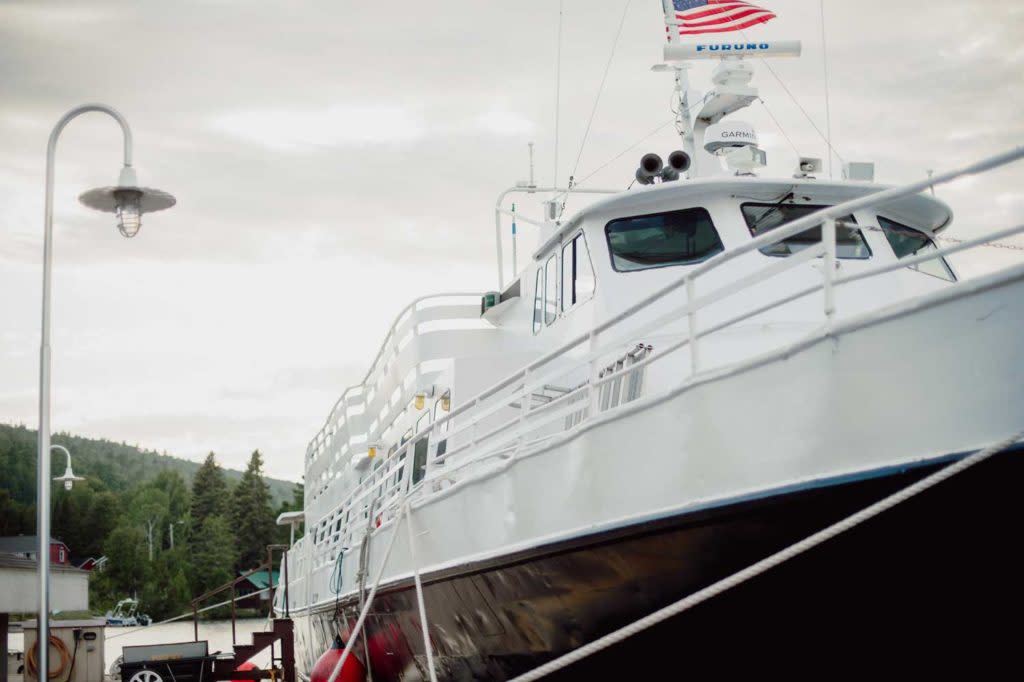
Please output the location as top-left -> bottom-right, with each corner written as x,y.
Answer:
748,191 -> 795,234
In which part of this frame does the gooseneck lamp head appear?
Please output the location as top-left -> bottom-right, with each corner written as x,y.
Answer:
51,445 -> 84,491
78,165 -> 176,237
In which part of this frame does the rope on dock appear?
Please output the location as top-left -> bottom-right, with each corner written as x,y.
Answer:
509,431 -> 1024,681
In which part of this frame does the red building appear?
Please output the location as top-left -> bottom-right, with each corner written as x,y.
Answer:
0,536 -> 72,565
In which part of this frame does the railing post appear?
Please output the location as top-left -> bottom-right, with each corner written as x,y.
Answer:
587,331 -> 601,418
686,277 -> 699,375
192,603 -> 198,642
822,218 -> 837,324
284,549 -> 290,619
267,546 -> 275,616
518,369 -> 530,450
230,583 -> 236,646
470,397 -> 480,448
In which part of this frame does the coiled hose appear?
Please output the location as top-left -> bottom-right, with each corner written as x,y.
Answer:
26,634 -> 72,679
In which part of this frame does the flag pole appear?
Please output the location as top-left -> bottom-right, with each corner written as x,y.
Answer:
660,1 -> 697,171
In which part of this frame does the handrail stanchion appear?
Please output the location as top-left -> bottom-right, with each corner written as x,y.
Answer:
230,583 -> 236,646
192,604 -> 198,642
822,219 -> 837,324
284,549 -> 290,619
686,277 -> 699,375
519,368 -> 530,453
587,331 -> 600,418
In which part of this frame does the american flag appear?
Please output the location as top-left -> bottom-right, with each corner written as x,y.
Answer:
671,0 -> 777,35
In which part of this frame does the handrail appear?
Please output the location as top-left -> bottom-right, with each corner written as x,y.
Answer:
306,292 -> 485,455
190,545 -> 289,645
300,147 -> 1024,588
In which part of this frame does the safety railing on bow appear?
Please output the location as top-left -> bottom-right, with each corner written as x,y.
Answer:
305,146 -> 1024,589
304,292 -> 485,504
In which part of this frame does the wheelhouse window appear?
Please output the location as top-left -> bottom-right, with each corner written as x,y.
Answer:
877,216 -> 955,282
544,254 -> 558,325
533,253 -> 560,333
561,231 -> 595,311
605,207 -> 724,272
532,268 -> 543,334
741,203 -> 870,259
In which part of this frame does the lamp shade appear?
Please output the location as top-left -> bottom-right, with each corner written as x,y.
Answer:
79,184 -> 176,213
78,165 -> 175,237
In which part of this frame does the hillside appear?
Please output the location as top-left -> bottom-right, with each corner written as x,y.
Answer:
0,423 -> 297,509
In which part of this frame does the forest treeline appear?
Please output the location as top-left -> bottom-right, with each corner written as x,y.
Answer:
0,423 -> 302,620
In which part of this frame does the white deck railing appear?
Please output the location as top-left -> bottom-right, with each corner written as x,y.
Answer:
306,146 -> 1024,580
304,292 -> 486,504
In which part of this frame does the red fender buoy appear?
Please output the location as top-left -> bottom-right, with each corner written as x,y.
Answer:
311,635 -> 366,682
365,622 -> 409,679
232,660 -> 258,682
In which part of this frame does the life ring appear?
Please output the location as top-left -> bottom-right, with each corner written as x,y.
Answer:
26,635 -> 72,679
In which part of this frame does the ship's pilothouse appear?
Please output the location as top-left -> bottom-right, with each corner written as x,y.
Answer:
492,47 -> 958,396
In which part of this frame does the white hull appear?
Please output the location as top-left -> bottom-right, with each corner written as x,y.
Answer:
285,262 -> 1024,628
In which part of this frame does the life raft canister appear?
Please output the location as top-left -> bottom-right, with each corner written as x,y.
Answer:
310,635 -> 367,682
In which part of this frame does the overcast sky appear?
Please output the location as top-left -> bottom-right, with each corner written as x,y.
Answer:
1,0 -> 1021,481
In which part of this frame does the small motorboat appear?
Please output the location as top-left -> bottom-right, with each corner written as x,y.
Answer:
105,598 -> 151,627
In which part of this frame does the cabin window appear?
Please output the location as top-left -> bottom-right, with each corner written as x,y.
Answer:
544,255 -> 558,325
605,207 -> 724,272
532,268 -> 543,334
741,203 -> 870,259
561,231 -> 596,311
412,437 -> 429,485
877,216 -> 955,282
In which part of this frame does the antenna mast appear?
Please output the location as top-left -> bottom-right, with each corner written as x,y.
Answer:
660,0 -> 696,160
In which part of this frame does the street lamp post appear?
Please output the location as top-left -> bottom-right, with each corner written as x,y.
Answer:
36,104 -> 175,679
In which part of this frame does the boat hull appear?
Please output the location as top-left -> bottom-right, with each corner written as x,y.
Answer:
293,444 -> 1023,679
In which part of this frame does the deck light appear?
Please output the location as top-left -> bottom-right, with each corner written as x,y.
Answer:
415,392 -> 426,410
441,393 -> 451,412
79,166 -> 176,238
368,443 -> 379,459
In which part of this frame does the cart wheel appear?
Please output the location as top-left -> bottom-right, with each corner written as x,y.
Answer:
129,670 -> 165,682
109,655 -> 123,680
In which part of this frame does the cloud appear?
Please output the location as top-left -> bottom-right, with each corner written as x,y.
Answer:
211,104 -> 427,150
475,110 -> 536,136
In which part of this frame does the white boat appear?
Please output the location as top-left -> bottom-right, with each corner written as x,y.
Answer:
104,598 -> 151,627
273,3 -> 1024,679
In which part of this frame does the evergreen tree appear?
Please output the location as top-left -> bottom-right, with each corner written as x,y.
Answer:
104,525 -> 148,595
231,450 -> 277,570
190,453 -> 228,530
191,515 -> 237,596
152,470 -> 190,522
